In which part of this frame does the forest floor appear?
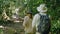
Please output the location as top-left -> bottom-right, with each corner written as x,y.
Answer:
3,22 -> 25,34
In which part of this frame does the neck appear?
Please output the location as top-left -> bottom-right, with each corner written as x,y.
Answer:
39,12 -> 47,15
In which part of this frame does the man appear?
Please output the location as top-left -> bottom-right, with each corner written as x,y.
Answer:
32,4 -> 51,34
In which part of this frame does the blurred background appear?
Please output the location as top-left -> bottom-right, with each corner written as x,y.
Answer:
0,0 -> 60,34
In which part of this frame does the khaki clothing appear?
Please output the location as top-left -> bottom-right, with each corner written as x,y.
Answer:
23,16 -> 33,33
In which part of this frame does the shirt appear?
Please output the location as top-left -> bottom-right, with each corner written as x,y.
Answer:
32,12 -> 48,31
23,16 -> 33,33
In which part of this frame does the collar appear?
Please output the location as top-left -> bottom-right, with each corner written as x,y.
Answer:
39,12 -> 47,15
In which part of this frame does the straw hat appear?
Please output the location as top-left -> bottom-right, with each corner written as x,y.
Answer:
37,4 -> 47,13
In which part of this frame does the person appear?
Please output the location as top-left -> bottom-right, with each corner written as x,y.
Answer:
32,4 -> 51,34
23,12 -> 33,34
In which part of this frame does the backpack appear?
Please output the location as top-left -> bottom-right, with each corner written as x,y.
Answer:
38,14 -> 51,33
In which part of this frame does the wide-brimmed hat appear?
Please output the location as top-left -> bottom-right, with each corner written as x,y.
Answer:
27,11 -> 32,14
37,4 -> 47,13
26,9 -> 32,14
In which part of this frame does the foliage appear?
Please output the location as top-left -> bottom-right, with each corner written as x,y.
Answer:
0,0 -> 60,34
26,0 -> 60,34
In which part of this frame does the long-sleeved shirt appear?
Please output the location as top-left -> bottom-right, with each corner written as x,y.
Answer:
23,16 -> 33,33
32,12 -> 48,31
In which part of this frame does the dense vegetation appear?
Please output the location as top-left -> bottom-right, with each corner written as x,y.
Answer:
0,0 -> 60,34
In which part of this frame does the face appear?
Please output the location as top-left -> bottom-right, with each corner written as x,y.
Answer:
28,14 -> 31,16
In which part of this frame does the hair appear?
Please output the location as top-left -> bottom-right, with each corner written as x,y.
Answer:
29,13 -> 33,19
26,13 -> 33,19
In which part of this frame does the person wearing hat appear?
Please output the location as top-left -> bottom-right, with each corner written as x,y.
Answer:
23,12 -> 34,34
32,4 -> 51,34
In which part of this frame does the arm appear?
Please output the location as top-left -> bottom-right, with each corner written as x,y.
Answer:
23,16 -> 29,27
32,14 -> 40,28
